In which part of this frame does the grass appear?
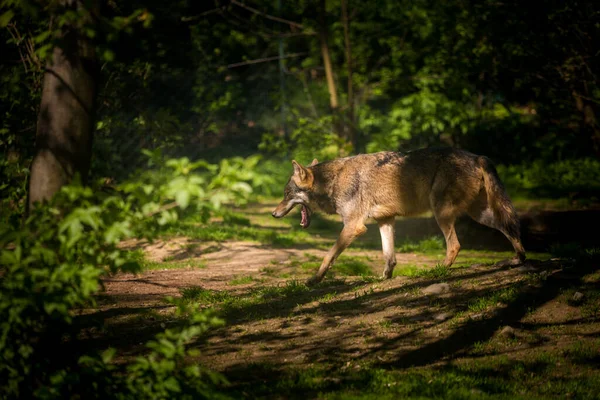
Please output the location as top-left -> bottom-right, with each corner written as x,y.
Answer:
393,263 -> 452,279
397,236 -> 445,254
224,350 -> 600,399
229,276 -> 262,285
141,259 -> 207,270
179,287 -> 234,305
467,285 -> 522,313
167,222 -> 313,247
563,340 -> 600,365
335,255 -> 375,277
177,280 -> 312,315
288,254 -> 376,277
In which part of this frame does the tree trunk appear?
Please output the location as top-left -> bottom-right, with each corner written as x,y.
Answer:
318,0 -> 343,141
341,0 -> 355,151
28,1 -> 98,211
573,89 -> 600,155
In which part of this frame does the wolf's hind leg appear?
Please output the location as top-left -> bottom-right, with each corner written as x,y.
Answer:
307,222 -> 367,285
377,217 -> 396,279
436,217 -> 461,267
430,204 -> 461,267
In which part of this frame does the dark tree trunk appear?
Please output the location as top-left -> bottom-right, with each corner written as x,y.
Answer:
28,2 -> 98,211
318,0 -> 344,142
573,89 -> 600,156
341,0 -> 356,152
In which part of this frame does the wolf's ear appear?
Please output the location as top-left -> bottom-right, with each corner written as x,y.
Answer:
292,160 -> 313,188
292,160 -> 307,180
309,158 -> 319,167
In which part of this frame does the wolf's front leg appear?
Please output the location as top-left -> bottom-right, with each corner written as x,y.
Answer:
306,223 -> 367,286
377,217 -> 396,279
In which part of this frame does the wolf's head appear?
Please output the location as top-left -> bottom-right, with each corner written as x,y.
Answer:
272,159 -> 318,228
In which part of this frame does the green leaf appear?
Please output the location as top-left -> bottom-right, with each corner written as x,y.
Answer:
34,31 -> 51,44
101,348 -> 116,363
0,10 -> 15,28
162,376 -> 181,393
175,190 -> 190,209
103,49 -> 115,62
104,220 -> 132,244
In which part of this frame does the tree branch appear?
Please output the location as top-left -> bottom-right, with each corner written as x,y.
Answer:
224,52 -> 307,68
230,0 -> 304,29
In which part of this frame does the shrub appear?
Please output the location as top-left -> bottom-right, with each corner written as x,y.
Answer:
0,153 -> 259,399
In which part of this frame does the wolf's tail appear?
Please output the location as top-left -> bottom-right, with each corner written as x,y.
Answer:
478,156 -> 521,241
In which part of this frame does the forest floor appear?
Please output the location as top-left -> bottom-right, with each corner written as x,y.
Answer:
79,199 -> 600,399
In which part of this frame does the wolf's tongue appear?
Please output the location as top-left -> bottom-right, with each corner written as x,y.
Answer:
300,206 -> 309,228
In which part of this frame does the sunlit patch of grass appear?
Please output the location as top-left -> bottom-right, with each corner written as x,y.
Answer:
453,256 -> 496,266
256,280 -> 309,299
467,285 -> 521,313
392,264 -> 423,278
165,220 -> 315,247
334,255 -> 375,277
179,287 -> 234,305
393,264 -> 451,279
141,259 -> 206,271
299,261 -> 321,272
378,319 -> 393,329
178,280 -> 313,318
397,236 -> 445,254
317,292 -> 337,303
229,276 -> 262,285
126,247 -> 209,271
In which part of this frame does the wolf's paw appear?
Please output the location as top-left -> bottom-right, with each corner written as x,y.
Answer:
306,275 -> 323,287
382,270 -> 394,279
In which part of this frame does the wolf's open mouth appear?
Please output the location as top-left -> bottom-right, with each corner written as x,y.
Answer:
300,205 -> 311,229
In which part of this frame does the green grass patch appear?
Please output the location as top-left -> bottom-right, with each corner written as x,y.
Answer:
179,287 -> 234,305
397,236 -> 445,254
226,354 -> 600,399
141,259 -> 207,270
256,280 -> 310,299
221,211 -> 252,226
229,276 -> 262,285
335,255 -> 375,277
563,340 -> 600,365
393,264 -> 451,279
166,222 -> 313,247
467,285 -> 521,313
288,254 -> 374,277
179,281 -> 312,317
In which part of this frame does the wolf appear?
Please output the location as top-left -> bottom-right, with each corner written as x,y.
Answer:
272,147 -> 526,285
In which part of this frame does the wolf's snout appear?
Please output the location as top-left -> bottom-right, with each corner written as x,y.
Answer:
272,209 -> 282,218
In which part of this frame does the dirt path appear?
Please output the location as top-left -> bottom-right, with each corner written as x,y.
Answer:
102,238 -> 433,308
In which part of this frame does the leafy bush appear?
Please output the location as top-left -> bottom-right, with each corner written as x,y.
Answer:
497,159 -> 600,198
0,153 -> 259,399
260,113 -> 350,166
38,304 -> 228,400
